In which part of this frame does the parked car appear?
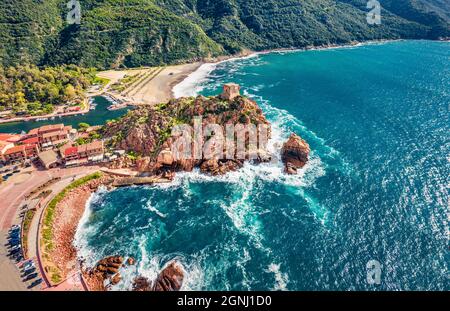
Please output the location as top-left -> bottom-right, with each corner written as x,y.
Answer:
23,273 -> 38,282
8,239 -> 20,246
22,267 -> 36,276
28,279 -> 43,289
22,262 -> 35,270
9,249 -> 22,256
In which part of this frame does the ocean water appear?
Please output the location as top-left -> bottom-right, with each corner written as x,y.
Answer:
75,41 -> 449,291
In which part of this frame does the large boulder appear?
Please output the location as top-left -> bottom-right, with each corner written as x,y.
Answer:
153,262 -> 184,291
136,157 -> 155,172
157,148 -> 174,166
281,134 -> 310,175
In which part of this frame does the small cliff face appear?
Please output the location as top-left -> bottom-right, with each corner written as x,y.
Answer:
102,93 -> 271,177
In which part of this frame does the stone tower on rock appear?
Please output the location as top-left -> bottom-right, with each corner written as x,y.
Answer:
221,83 -> 241,101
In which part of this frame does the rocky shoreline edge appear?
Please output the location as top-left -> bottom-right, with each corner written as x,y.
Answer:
47,130 -> 310,291
47,83 -> 312,291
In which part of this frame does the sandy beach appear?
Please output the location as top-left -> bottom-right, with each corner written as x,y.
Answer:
97,63 -> 203,106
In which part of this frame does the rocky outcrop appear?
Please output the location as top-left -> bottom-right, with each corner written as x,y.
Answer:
152,262 -> 185,291
131,261 -> 185,292
85,255 -> 131,290
111,273 -> 122,285
85,255 -> 185,291
108,156 -> 134,170
102,88 -> 271,177
281,133 -> 310,174
200,158 -> 243,176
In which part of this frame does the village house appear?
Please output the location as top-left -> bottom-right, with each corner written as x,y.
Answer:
25,124 -> 72,150
0,133 -> 40,164
0,133 -> 22,144
59,140 -> 105,167
2,144 -> 38,164
0,141 -> 15,163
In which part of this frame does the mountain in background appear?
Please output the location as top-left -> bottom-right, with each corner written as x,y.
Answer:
0,0 -> 448,69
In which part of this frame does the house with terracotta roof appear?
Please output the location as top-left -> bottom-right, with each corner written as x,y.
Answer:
2,145 -> 38,164
0,141 -> 15,163
0,133 -> 37,163
78,140 -> 104,162
24,124 -> 72,149
58,140 -> 104,167
0,134 -> 22,143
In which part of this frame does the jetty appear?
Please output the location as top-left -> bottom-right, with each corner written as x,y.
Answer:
112,177 -> 172,187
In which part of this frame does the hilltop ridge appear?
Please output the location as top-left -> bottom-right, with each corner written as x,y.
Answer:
0,0 -> 448,68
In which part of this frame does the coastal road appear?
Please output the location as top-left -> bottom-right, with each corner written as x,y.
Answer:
0,166 -> 99,290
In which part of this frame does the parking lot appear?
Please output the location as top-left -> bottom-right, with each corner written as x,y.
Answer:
0,162 -> 34,184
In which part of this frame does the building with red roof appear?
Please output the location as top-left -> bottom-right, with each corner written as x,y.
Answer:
0,133 -> 22,143
23,124 -> 72,149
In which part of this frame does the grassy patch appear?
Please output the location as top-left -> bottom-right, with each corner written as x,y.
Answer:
21,209 -> 36,258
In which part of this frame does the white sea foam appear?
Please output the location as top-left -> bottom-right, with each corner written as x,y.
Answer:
74,185 -> 109,267
266,263 -> 289,291
173,54 -> 259,98
145,200 -> 167,218
83,50 -> 342,290
173,63 -> 217,98
172,56 -> 334,227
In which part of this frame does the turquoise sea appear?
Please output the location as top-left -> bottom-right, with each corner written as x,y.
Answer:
75,41 -> 449,290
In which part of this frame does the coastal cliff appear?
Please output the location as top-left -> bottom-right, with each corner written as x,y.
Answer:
102,87 -> 272,177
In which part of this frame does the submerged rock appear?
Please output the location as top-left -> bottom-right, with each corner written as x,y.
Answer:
132,276 -> 152,291
281,133 -> 310,174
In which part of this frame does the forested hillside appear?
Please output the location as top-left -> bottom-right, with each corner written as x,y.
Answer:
0,65 -> 101,115
0,0 -> 448,69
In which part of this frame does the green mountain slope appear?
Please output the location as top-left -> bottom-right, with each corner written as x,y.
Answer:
0,0 -> 448,69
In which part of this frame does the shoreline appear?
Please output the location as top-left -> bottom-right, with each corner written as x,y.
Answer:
171,39 -> 404,98
0,39 -> 437,128
38,38 -> 445,291
0,98 -> 91,125
64,39 -> 394,290
39,173 -> 112,288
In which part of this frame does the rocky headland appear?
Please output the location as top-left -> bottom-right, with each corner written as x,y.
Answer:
102,84 -> 310,178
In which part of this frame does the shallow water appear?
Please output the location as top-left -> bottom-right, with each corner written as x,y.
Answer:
75,41 -> 449,290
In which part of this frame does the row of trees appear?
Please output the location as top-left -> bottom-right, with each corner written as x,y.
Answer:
0,64 -> 100,116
